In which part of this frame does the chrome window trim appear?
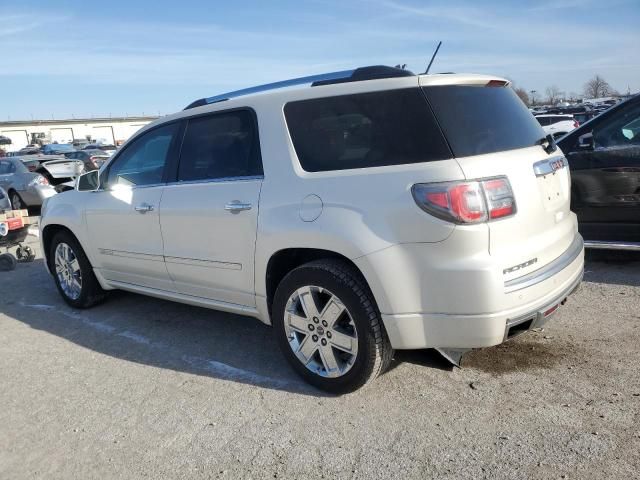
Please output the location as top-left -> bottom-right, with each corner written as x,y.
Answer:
165,175 -> 264,187
504,234 -> 584,293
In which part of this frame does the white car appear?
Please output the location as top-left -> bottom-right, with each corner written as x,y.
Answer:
535,114 -> 579,139
40,66 -> 584,392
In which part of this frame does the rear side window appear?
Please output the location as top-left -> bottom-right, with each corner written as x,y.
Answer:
536,117 -> 550,126
284,89 -> 451,172
177,110 -> 262,182
424,86 -> 545,157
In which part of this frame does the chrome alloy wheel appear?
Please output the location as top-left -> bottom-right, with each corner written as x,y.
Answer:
284,286 -> 358,378
54,242 -> 83,300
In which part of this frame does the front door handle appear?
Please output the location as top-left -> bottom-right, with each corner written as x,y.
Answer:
224,201 -> 252,213
134,203 -> 155,214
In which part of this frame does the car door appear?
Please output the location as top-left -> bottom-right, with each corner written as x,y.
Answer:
159,109 -> 263,306
84,121 -> 182,290
564,99 -> 640,242
0,160 -> 13,191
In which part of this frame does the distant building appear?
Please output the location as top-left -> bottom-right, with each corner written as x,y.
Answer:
0,116 -> 158,152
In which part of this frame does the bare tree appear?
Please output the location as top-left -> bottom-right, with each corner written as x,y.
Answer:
583,75 -> 612,99
513,87 -> 530,105
545,85 -> 562,105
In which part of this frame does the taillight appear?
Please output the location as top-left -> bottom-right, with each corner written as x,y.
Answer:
412,177 -> 516,224
573,120 -> 579,128
482,178 -> 516,219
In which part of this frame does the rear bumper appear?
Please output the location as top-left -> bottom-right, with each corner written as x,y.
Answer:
371,235 -> 584,349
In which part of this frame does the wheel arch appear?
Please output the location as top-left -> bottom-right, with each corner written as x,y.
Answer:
42,224 -> 80,274
264,248 -> 375,318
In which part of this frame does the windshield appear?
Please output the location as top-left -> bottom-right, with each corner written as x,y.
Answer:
423,85 -> 545,157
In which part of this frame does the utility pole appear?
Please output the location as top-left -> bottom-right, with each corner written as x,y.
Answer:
530,90 -> 537,106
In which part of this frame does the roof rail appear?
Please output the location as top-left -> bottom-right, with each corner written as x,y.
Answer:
183,65 -> 415,110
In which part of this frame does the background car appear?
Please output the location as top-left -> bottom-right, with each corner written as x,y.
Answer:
64,149 -> 110,171
0,158 -> 57,209
558,93 -> 640,250
82,143 -> 116,155
41,144 -> 75,155
535,114 -> 579,139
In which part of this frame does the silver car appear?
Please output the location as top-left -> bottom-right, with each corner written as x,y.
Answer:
0,158 -> 57,209
0,187 -> 11,211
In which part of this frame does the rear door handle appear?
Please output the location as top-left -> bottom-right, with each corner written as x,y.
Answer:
224,201 -> 252,213
134,203 -> 154,213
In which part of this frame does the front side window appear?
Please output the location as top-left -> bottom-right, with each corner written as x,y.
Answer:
594,102 -> 640,148
284,89 -> 451,172
177,110 -> 262,182
106,122 -> 179,187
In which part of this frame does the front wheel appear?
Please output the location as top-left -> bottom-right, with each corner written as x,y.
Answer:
272,259 -> 393,393
49,231 -> 107,308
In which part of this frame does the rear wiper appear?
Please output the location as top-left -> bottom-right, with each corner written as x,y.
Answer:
535,134 -> 558,154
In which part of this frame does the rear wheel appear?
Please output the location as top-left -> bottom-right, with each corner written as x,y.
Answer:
272,259 -> 393,393
9,191 -> 24,210
49,231 -> 107,308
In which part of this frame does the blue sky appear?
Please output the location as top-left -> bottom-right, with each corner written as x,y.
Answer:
1,0 -> 639,120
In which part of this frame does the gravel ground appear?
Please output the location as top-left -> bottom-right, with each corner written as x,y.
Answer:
0,232 -> 639,479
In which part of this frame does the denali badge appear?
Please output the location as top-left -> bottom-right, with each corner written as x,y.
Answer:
503,258 -> 538,275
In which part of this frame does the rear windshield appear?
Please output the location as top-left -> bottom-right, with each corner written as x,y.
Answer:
284,88 -> 451,172
423,85 -> 545,157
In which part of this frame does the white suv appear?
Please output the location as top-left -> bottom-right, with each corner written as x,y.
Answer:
40,66 -> 584,393
535,114 -> 579,139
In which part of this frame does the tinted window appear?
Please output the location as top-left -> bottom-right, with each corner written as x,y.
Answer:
107,123 -> 178,187
594,102 -> 640,148
536,117 -> 550,126
0,160 -> 13,174
424,86 -> 545,157
177,110 -> 262,182
284,89 -> 451,172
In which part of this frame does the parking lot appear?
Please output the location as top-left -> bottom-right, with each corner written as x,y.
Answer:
1,232 -> 639,479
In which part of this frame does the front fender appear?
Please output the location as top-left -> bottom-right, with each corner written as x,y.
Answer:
40,191 -> 92,269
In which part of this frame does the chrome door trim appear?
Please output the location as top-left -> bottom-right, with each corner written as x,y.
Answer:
98,248 -> 164,263
164,255 -> 242,270
584,240 -> 640,251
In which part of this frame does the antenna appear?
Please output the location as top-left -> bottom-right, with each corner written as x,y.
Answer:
424,41 -> 442,74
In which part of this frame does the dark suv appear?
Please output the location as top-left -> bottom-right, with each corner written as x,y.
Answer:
558,94 -> 640,250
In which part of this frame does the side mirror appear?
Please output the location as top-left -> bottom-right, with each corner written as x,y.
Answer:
73,161 -> 85,177
577,132 -> 594,150
76,170 -> 100,192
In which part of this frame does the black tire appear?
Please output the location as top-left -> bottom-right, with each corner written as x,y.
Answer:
9,191 -> 25,210
16,245 -> 35,263
49,231 -> 107,308
272,259 -> 393,394
0,253 -> 17,272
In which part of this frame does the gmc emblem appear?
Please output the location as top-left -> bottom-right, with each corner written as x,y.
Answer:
550,159 -> 565,172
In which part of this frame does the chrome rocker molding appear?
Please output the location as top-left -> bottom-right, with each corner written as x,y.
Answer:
583,240 -> 640,252
504,234 -> 584,293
